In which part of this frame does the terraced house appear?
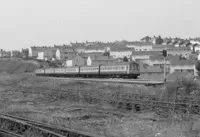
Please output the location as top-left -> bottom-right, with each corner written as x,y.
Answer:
29,46 -> 57,60
152,45 -> 174,51
167,47 -> 191,58
110,47 -> 133,59
55,46 -> 76,60
170,59 -> 197,76
126,42 -> 153,51
87,55 -> 116,66
65,55 -> 85,67
84,46 -> 105,53
131,51 -> 161,62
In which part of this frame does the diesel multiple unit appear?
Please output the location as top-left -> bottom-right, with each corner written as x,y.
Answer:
35,61 -> 140,79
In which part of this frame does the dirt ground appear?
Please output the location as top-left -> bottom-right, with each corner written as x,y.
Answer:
0,73 -> 199,137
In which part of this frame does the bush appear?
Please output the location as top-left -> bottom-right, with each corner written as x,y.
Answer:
163,77 -> 199,100
0,59 -> 39,73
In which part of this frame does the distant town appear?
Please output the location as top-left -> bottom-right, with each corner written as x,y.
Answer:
1,35 -> 200,81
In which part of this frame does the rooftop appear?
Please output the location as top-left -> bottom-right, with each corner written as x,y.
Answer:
149,55 -> 180,61
89,55 -> 115,61
167,47 -> 191,50
132,51 -> 162,56
110,46 -> 134,51
57,47 -> 75,53
152,45 -> 174,49
126,41 -> 153,46
171,59 -> 195,66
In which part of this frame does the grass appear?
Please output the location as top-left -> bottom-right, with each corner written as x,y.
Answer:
0,73 -> 200,136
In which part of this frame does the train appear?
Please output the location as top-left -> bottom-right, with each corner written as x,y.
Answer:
35,61 -> 140,79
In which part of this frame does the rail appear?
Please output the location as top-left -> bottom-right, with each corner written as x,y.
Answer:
40,76 -> 164,85
17,85 -> 200,115
0,128 -> 23,137
0,113 -> 105,137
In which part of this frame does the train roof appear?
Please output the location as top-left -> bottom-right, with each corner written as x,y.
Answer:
101,61 -> 138,66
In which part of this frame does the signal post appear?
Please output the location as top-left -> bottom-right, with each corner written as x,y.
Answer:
163,49 -> 167,82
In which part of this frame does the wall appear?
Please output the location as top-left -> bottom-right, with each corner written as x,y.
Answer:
37,52 -> 44,60
56,49 -> 61,60
66,60 -> 73,67
72,56 -> 85,66
87,57 -> 92,66
132,55 -> 150,61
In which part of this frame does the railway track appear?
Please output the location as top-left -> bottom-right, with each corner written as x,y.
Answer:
0,128 -> 23,137
40,76 -> 164,85
17,85 -> 200,115
0,113 -> 104,137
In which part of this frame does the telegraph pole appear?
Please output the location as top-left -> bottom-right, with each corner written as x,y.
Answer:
163,49 -> 167,82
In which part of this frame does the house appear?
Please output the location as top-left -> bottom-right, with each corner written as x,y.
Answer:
190,39 -> 200,45
170,59 -> 196,76
65,55 -> 85,67
84,46 -> 105,53
152,45 -> 174,51
167,47 -> 191,58
152,36 -> 164,45
87,55 -> 116,66
126,42 -> 153,51
143,55 -> 180,72
179,41 -> 190,47
132,51 -> 162,62
22,48 -> 29,58
0,50 -> 11,58
55,47 -> 76,60
139,64 -> 169,80
140,36 -> 152,43
78,52 -> 103,58
11,50 -> 23,58
190,44 -> 200,53
29,46 -> 57,60
0,49 -> 4,57
110,47 -> 133,59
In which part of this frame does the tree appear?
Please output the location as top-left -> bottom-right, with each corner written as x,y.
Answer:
123,56 -> 129,62
195,61 -> 200,76
156,35 -> 163,44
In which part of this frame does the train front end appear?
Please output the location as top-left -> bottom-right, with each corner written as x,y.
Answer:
128,61 -> 140,79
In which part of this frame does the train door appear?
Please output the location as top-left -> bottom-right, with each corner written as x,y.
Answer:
126,65 -> 130,74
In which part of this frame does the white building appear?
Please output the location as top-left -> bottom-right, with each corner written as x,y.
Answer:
37,52 -> 44,60
66,60 -> 73,67
110,50 -> 132,59
126,44 -> 152,51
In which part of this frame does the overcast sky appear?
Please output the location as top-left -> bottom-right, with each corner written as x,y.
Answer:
0,0 -> 199,50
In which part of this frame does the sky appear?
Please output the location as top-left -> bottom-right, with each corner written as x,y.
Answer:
0,0 -> 199,50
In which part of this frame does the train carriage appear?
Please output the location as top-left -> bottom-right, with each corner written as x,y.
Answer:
79,66 -> 99,78
35,68 -> 45,76
65,67 -> 79,77
35,61 -> 140,79
99,61 -> 139,78
44,68 -> 55,76
54,67 -> 66,77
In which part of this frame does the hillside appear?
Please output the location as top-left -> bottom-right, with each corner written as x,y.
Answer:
0,58 -> 40,73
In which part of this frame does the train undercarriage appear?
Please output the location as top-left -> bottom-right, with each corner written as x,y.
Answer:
36,73 -> 140,79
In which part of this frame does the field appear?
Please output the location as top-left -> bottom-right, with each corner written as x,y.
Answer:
0,72 -> 200,137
